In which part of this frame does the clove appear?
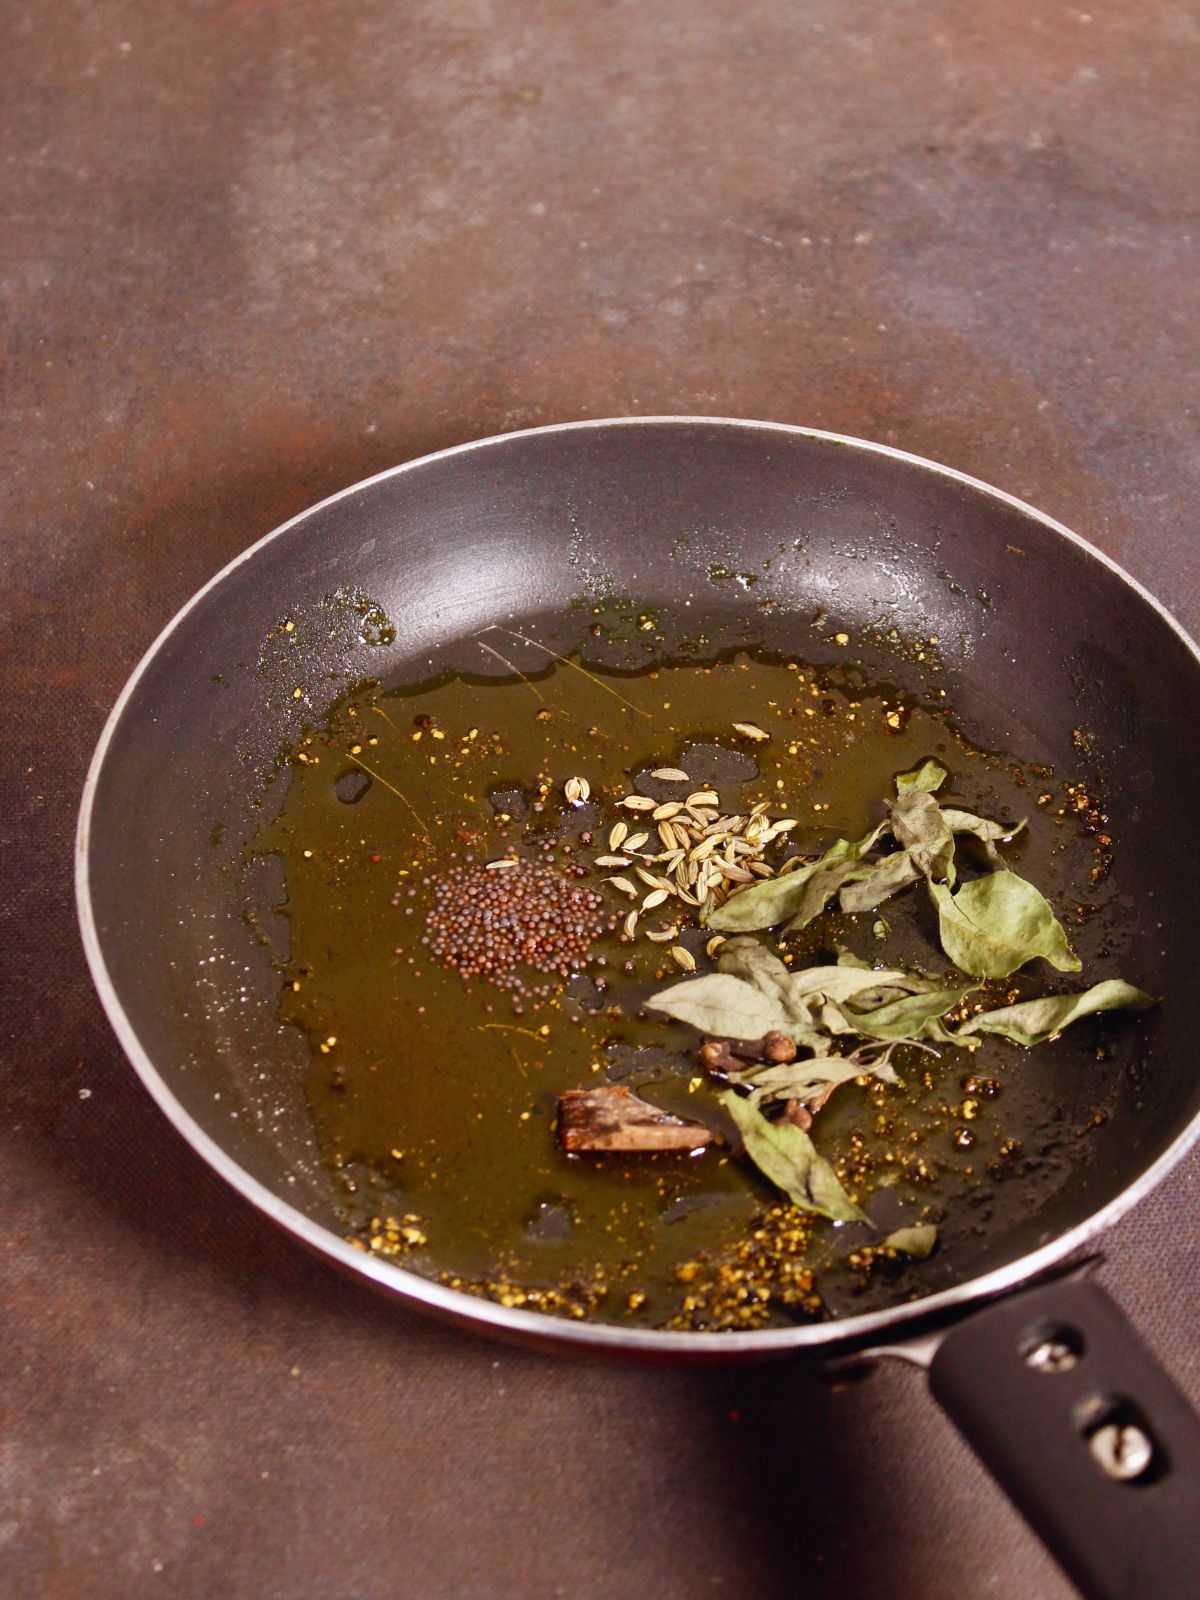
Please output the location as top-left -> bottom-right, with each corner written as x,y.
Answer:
698,1030 -> 797,1075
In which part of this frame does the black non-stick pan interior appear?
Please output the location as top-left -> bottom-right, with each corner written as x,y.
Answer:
80,420 -> 1200,1346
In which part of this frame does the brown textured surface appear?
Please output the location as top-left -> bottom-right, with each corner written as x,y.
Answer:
3,2 -> 1199,1596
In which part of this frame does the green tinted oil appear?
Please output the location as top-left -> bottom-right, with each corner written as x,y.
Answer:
256,648 -> 1112,1329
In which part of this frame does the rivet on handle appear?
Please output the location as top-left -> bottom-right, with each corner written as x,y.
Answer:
1025,1337 -> 1081,1374
1021,1321 -> 1085,1374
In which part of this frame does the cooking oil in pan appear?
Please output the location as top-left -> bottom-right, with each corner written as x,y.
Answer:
255,638 -> 1127,1330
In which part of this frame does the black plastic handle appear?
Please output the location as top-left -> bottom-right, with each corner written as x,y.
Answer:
928,1277 -> 1200,1600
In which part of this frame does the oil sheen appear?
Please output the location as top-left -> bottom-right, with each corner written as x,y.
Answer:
256,646 -> 1114,1330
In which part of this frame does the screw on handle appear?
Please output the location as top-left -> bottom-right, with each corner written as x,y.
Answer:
1088,1422 -> 1154,1482
928,1278 -> 1200,1600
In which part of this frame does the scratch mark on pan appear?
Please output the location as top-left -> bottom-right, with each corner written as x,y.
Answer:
487,626 -> 651,718
475,638 -> 547,702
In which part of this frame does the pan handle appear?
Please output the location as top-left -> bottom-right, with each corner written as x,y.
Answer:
927,1276 -> 1200,1600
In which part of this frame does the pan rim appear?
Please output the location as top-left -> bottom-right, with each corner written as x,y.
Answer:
75,415 -> 1200,1357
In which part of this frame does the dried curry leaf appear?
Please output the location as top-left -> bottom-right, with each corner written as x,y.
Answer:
715,935 -> 791,994
959,979 -> 1156,1047
891,788 -> 956,882
882,1224 -> 938,1258
928,870 -> 1081,980
720,1091 -> 868,1223
704,863 -> 825,933
783,965 -> 922,1005
836,947 -> 874,970
647,972 -> 787,1038
708,822 -> 889,933
731,1052 -> 900,1107
941,807 -> 1026,862
841,788 -> 960,916
840,984 -> 978,1046
714,938 -> 826,1045
895,759 -> 948,796
782,856 -> 877,931
817,1000 -> 860,1036
838,849 -> 925,913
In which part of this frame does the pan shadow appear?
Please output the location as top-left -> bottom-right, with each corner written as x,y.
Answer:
690,1360 -> 845,1598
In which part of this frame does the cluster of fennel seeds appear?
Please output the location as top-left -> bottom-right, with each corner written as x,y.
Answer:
582,759 -> 801,967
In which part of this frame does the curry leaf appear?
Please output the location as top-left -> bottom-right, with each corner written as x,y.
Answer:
782,857 -> 878,930
836,947 -> 873,970
715,935 -> 791,994
841,984 -> 977,1046
941,808 -> 1026,862
839,849 -> 925,913
895,759 -> 948,796
715,938 -> 827,1044
841,784 -> 958,916
647,972 -> 787,1038
708,822 -> 890,933
928,870 -> 1081,979
807,1151 -> 872,1224
731,1053 -> 900,1106
891,788 -> 956,881
720,1092 -> 868,1223
704,861 -> 828,933
818,1000 -> 860,1036
882,1224 -> 938,1257
959,979 -> 1156,1047
782,965 -> 920,1005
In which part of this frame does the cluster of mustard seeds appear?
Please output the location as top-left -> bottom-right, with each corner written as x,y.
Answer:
421,857 -> 614,991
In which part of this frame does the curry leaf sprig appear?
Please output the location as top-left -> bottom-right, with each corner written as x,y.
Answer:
650,935 -> 1153,1073
706,758 -> 1078,982
650,935 -> 1151,1226
647,761 -> 1156,1228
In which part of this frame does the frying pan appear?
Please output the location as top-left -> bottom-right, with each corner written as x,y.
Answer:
76,419 -> 1200,1599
